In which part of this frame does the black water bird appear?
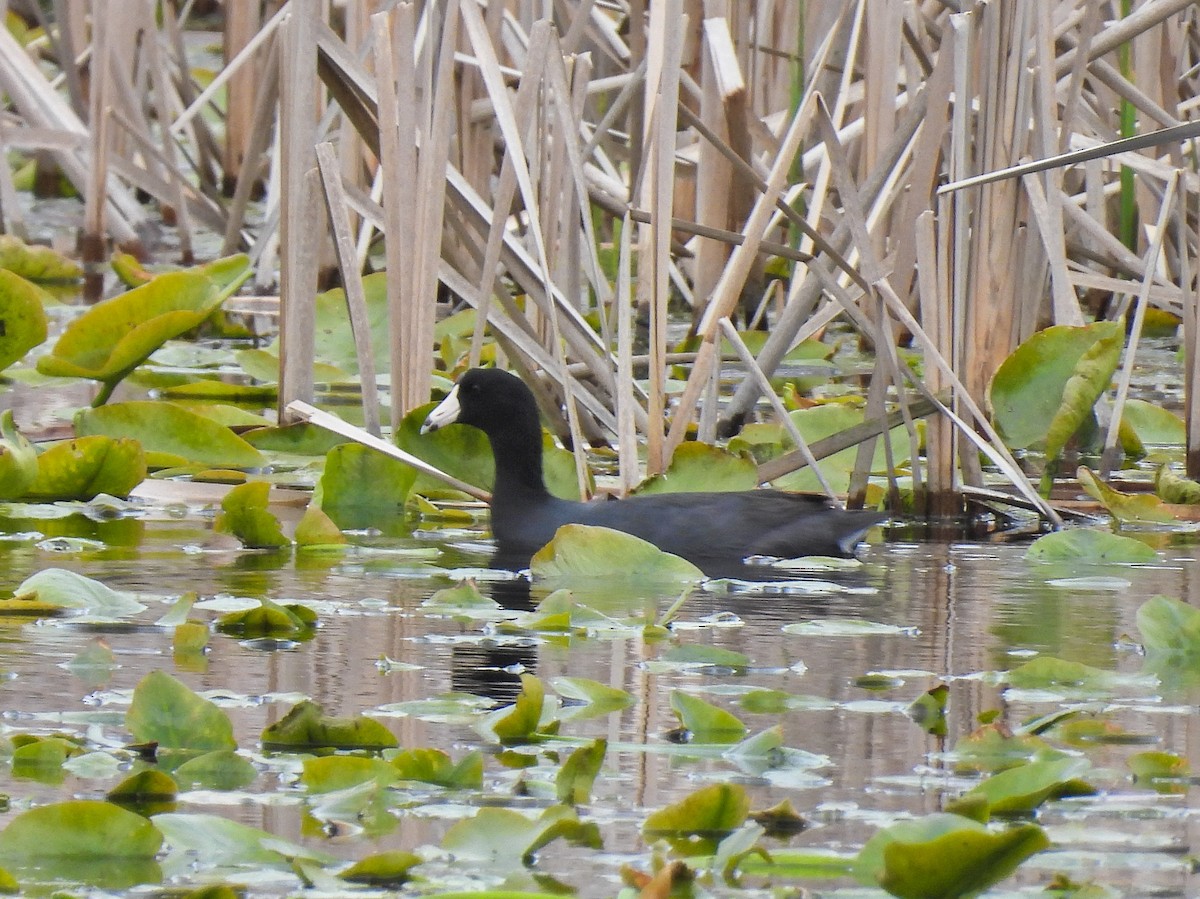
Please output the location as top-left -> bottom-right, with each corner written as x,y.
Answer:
421,367 -> 884,567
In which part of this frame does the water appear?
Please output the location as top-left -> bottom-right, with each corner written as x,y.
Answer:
1,502 -> 1198,896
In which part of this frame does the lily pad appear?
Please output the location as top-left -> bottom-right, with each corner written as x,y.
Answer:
153,812 -> 329,868
0,799 -> 161,859
214,481 -> 289,549
37,256 -> 251,404
441,806 -> 599,867
1136,595 -> 1200,658
261,699 -> 397,751
0,234 -> 82,282
1123,398 -> 1185,446
643,783 -> 750,839
75,402 -> 264,469
632,442 -> 758,495
770,404 -> 911,494
293,503 -> 347,548
670,691 -> 747,743
487,673 -> 558,744
557,739 -> 606,804
1077,466 -> 1174,523
339,850 -> 422,887
551,677 -> 634,716
0,411 -> 37,500
952,757 -> 1094,816
24,435 -> 146,501
855,813 -> 1049,898
0,269 -> 48,371
13,568 -> 145,617
1024,528 -> 1157,563
390,747 -> 483,789
531,525 -> 704,585
173,749 -> 258,791
315,443 -> 416,530
1154,465 -> 1200,504
989,320 -> 1123,451
126,670 -> 237,751
302,756 -> 397,793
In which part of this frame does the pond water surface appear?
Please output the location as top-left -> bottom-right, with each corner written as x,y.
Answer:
1,499 -> 1199,897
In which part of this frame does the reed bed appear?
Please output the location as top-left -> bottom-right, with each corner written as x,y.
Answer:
3,0 -> 1200,518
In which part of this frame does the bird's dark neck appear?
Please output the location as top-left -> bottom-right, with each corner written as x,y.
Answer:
486,408 -> 551,498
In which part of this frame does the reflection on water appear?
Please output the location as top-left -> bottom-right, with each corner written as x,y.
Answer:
0,509 -> 1199,894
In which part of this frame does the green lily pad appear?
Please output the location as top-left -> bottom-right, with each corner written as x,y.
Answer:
1154,465 -> 1200,504
293,503 -> 347,548
13,567 -> 146,617
390,747 -> 483,788
907,684 -> 948,735
1078,466 -> 1174,523
952,757 -> 1094,816
173,749 -> 258,791
632,442 -> 757,495
1024,528 -> 1158,563
243,421 -> 348,455
989,320 -> 1123,452
643,783 -> 750,839
1128,750 -> 1190,782
126,670 -> 237,751
261,699 -> 397,751
0,269 -> 48,371
670,691 -> 747,743
947,724 -> 1065,774
152,812 -> 330,868
1005,656 -> 1121,695
737,689 -> 836,714
75,402 -> 264,469
339,850 -> 422,886
37,256 -> 251,404
24,435 -> 146,501
268,271 -> 390,375
530,525 -> 704,585
166,401 -> 269,430
0,410 -> 37,500
487,673 -> 557,744
0,799 -> 161,861
557,738 -> 606,804
107,769 -> 178,804
1123,398 -> 1185,446
214,481 -> 289,549
770,403 -> 911,493
314,443 -> 416,530
302,755 -> 397,793
0,234 -> 82,282
855,813 -> 1049,898
441,806 -> 599,867
551,677 -> 634,716
1137,595 -> 1200,657
658,644 -> 750,670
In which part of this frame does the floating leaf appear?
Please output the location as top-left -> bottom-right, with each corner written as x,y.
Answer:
173,749 -> 257,791
421,580 -> 500,612
1077,466 -> 1174,523
37,257 -> 251,404
855,813 -> 1049,898
1024,528 -> 1157,563
441,806 -> 599,867
0,411 -> 37,500
1136,595 -> 1200,658
0,799 -> 161,861
214,481 -> 289,549
644,783 -> 749,839
1154,465 -> 1200,505
771,404 -> 910,493
13,568 -> 145,617
1124,399 -> 1185,446
953,757 -> 1094,816
658,644 -> 750,670
782,618 -> 913,637
670,691 -> 747,743
488,673 -> 556,744
390,747 -> 483,789
302,755 -> 397,793
989,320 -> 1123,451
947,724 -> 1064,774
632,442 -> 757,495
551,677 -> 634,716
315,443 -> 416,530
106,769 -> 178,805
531,525 -> 704,585
1128,750 -> 1190,783
1005,656 -> 1121,696
153,812 -> 329,868
0,234 -> 82,282
293,503 -> 347,548
907,684 -> 948,736
556,739 -> 606,804
0,269 -> 47,371
126,670 -> 236,751
339,850 -> 421,887
75,402 -> 264,469
24,435 -> 146,501
243,421 -> 347,455
1044,329 -> 1125,467
261,700 -> 397,751
738,689 -> 835,714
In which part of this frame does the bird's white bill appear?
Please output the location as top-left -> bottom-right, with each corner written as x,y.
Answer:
420,384 -> 461,434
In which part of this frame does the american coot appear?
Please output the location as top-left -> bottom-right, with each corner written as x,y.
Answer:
421,367 -> 884,567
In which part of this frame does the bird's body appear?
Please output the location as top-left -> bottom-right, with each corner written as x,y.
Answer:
422,368 -> 884,567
